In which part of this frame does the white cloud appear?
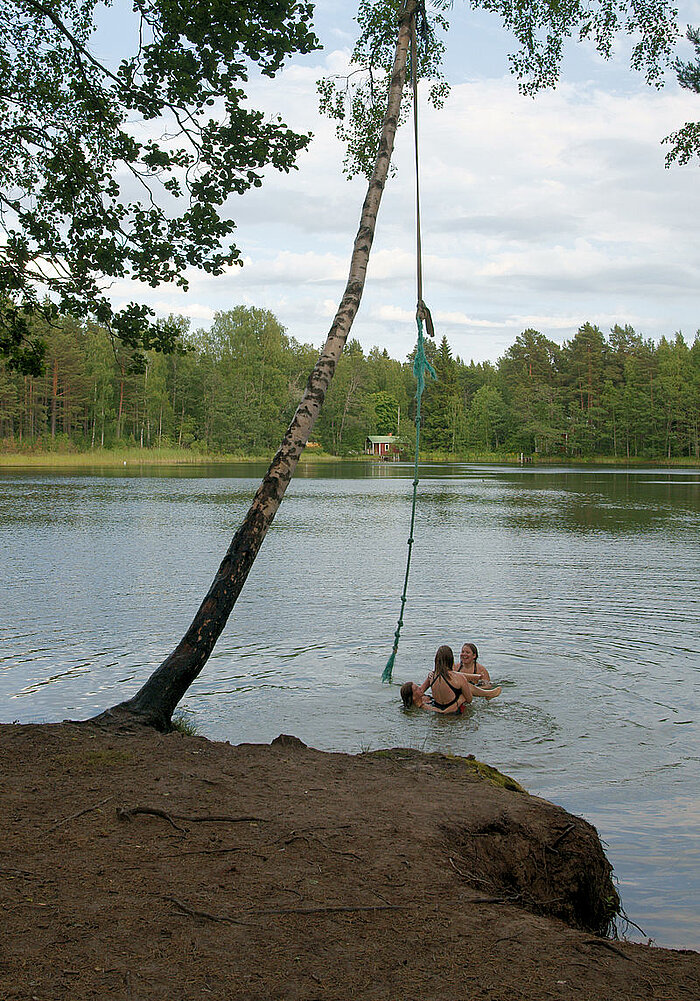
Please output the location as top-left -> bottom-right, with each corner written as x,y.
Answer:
508,311 -> 649,332
377,305 -> 508,328
510,313 -> 595,331
436,311 -> 508,328
153,302 -> 215,321
97,4 -> 700,362
376,305 -> 412,323
219,251 -> 348,288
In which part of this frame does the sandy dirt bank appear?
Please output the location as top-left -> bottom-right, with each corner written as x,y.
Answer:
1,722 -> 698,1000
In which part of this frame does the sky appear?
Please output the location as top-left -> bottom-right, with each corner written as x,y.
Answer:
94,1 -> 700,365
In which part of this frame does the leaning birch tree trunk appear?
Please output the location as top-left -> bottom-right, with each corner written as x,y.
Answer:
94,0 -> 418,730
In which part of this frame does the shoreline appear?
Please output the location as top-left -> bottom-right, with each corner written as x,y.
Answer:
1,447 -> 699,469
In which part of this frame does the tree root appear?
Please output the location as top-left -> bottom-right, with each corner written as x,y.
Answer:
581,939 -> 639,963
167,896 -> 252,925
116,806 -> 267,830
167,896 -> 406,925
548,823 -> 576,852
45,796 -> 114,833
247,904 -> 406,917
117,807 -> 183,830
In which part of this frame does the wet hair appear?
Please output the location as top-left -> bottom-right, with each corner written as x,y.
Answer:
400,682 -> 414,708
462,642 -> 478,662
433,645 -> 455,681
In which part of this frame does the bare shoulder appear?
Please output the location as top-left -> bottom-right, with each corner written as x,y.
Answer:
477,662 -> 492,681
449,669 -> 472,689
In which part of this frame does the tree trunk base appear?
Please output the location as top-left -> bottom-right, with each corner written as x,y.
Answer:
87,700 -> 172,733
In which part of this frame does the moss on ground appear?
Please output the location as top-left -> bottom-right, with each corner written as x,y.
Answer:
365,747 -> 526,793
55,748 -> 135,772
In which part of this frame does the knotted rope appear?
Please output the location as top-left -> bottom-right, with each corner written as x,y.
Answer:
382,314 -> 435,682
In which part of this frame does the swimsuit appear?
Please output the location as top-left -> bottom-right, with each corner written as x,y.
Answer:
430,676 -> 463,712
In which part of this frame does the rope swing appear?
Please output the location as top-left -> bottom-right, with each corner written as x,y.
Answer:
382,13 -> 436,684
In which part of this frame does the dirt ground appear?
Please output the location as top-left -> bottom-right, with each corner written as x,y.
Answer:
1,721 -> 698,1001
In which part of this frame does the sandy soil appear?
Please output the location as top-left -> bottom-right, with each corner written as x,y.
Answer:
1,721 -> 698,1001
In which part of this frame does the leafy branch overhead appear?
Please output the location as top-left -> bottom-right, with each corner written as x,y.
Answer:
318,0 -> 450,179
0,0 -> 319,373
319,0 -> 683,177
665,25 -> 700,165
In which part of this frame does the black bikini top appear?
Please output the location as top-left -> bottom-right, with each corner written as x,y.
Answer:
430,674 -> 462,711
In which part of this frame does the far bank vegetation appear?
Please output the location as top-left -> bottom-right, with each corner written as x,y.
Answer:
1,306 -> 698,462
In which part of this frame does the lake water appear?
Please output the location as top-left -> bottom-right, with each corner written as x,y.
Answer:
1,461 -> 698,949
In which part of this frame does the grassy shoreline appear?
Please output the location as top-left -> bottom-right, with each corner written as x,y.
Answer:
0,446 -> 698,469
0,447 -> 272,467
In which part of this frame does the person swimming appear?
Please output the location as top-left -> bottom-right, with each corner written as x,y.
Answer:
458,642 -> 491,686
401,645 -> 501,712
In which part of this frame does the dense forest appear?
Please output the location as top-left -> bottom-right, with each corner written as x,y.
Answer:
0,306 -> 698,460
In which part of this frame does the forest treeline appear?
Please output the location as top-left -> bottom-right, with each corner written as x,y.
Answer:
0,306 -> 698,460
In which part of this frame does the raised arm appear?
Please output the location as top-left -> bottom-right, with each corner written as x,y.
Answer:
418,671 -> 433,696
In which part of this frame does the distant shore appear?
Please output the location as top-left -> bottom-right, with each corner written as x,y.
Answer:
1,446 -> 698,469
0,447 -> 275,468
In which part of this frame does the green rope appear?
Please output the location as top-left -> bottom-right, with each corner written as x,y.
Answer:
382,315 -> 436,683
381,11 -> 435,684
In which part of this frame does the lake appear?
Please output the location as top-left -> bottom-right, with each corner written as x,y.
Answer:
1,460 -> 698,949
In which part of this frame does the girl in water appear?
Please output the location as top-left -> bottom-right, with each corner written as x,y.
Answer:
458,641 -> 491,686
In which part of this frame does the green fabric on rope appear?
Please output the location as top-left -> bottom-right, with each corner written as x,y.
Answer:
382,314 -> 436,683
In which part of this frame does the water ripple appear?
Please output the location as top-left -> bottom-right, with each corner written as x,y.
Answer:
1,464 -> 699,947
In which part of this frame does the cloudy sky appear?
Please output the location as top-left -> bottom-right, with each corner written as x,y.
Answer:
96,1 -> 700,364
